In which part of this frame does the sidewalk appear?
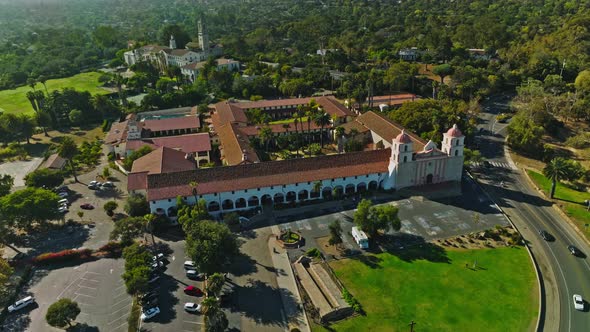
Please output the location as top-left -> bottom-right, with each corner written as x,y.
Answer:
268,224 -> 311,332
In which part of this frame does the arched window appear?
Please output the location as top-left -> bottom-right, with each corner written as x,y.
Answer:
403,156 -> 407,163
456,139 -> 459,146
455,150 -> 459,156
404,145 -> 408,152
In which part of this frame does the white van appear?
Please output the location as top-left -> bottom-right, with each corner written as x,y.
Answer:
352,227 -> 369,249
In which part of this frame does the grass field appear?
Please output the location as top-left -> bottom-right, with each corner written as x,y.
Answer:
319,246 -> 537,332
527,170 -> 590,239
0,72 -> 109,115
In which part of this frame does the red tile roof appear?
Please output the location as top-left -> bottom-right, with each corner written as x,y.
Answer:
344,111 -> 427,150
216,123 -> 260,165
141,116 -> 200,132
105,120 -> 129,144
372,94 -> 419,106
126,133 -> 211,154
145,149 -> 390,200
128,147 -> 197,191
238,122 -> 322,136
212,96 -> 352,127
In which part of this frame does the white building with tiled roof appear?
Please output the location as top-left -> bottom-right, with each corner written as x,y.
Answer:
128,105 -> 464,218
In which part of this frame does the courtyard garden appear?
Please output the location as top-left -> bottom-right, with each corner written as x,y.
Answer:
315,245 -> 537,332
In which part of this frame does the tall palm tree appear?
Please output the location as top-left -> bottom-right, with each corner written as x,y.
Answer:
27,78 -> 37,92
314,112 -> 332,148
38,75 -> 49,94
201,297 -> 228,332
36,110 -> 51,137
293,115 -> 300,157
144,214 -> 157,248
206,273 -> 225,297
312,181 -> 322,197
259,126 -> 273,153
19,114 -> 36,144
543,157 -> 573,199
26,91 -> 39,113
58,137 -> 79,182
282,124 -> 291,153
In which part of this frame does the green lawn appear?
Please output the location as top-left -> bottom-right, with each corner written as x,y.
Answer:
527,170 -> 590,238
321,246 -> 537,332
269,116 -> 310,125
0,72 -> 109,115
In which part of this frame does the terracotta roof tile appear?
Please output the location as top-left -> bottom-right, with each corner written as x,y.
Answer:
216,124 -> 259,165
128,172 -> 148,191
131,146 -> 197,174
105,120 -> 129,144
145,149 -> 389,200
351,111 -> 427,150
126,133 -> 211,154
372,94 -> 419,106
141,116 -> 200,132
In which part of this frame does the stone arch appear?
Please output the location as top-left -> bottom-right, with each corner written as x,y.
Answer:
235,198 -> 247,209
167,206 -> 177,217
222,199 -> 234,210
368,180 -> 378,190
333,185 -> 344,197
357,182 -> 367,193
426,174 -> 433,184
261,194 -> 273,205
274,193 -> 284,204
298,189 -> 309,200
208,201 -> 220,212
322,187 -> 332,199
286,191 -> 297,202
345,183 -> 355,195
248,196 -> 260,207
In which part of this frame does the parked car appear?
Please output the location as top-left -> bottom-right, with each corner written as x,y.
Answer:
151,260 -> 164,270
87,184 -> 100,190
148,274 -> 160,284
89,181 -> 99,186
152,253 -> 165,261
184,261 -> 196,270
58,192 -> 69,198
8,296 -> 34,313
573,294 -> 585,311
58,206 -> 69,213
184,285 -> 203,296
184,302 -> 202,313
142,298 -> 159,309
186,270 -> 204,280
80,203 -> 94,210
58,198 -> 69,206
140,307 -> 160,321
101,181 -> 115,188
54,185 -> 69,192
139,291 -> 158,300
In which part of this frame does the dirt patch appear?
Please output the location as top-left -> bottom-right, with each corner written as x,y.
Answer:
316,236 -> 347,259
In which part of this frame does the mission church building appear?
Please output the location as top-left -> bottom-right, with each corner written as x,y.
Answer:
128,109 -> 465,218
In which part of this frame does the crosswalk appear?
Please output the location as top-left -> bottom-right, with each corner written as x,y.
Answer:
472,161 -> 517,170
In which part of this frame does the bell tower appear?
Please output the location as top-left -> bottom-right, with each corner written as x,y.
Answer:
198,17 -> 209,53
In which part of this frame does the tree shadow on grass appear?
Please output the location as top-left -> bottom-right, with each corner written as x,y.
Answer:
378,234 -> 451,264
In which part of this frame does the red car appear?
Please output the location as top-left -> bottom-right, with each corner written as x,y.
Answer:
80,203 -> 94,210
184,285 -> 203,296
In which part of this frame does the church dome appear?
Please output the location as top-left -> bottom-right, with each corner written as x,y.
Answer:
395,129 -> 412,144
446,124 -> 462,137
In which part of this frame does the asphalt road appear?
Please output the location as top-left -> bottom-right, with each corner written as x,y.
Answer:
474,96 -> 590,332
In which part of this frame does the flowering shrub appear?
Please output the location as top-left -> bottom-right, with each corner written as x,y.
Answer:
98,241 -> 123,257
33,249 -> 93,264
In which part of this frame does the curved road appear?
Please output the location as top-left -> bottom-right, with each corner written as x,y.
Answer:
474,96 -> 590,332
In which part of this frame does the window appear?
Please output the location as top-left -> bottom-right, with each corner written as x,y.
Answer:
342,177 -> 346,180
245,189 -> 248,193
404,145 -> 408,152
456,140 -> 459,146
295,183 -> 298,186
307,182 -> 310,185
366,175 -> 369,178
199,195 -> 203,198
214,193 -> 217,197
152,201 -> 156,204
455,150 -> 459,156
355,176 -> 358,179
168,199 -> 171,202
403,156 -> 407,163
232,191 -> 235,194
271,186 -> 274,190
257,188 -> 260,191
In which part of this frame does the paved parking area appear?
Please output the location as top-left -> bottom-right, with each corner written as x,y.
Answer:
0,157 -> 43,187
3,258 -> 131,332
140,240 -> 205,332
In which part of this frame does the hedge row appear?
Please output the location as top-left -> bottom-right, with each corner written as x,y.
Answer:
32,249 -> 93,264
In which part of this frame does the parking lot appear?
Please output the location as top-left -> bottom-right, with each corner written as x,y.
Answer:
3,258 -> 131,332
140,240 -> 205,332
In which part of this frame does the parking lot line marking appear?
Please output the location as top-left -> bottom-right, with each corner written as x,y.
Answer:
85,271 -> 102,275
110,303 -> 131,315
114,284 -> 126,291
183,321 -> 204,325
74,292 -> 95,298
111,319 -> 130,331
77,285 -> 97,290
112,296 -> 130,307
80,277 -> 100,283
56,276 -> 81,300
108,313 -> 130,325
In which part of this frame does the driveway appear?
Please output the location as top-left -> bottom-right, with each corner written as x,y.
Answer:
2,258 -> 131,332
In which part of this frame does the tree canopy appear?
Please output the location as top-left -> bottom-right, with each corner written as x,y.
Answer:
24,168 -> 64,188
0,187 -> 60,228
353,199 -> 401,238
45,298 -> 80,328
185,220 -> 239,275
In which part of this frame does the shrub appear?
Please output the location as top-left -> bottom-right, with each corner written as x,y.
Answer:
101,119 -> 111,132
342,288 -> 363,313
305,248 -> 322,259
308,143 -> 321,155
99,241 -> 123,257
33,249 -> 93,264
565,133 -> 590,149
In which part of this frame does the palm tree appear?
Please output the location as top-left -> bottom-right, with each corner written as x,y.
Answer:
19,114 -> 36,144
58,137 -> 79,182
312,181 -> 322,198
27,78 -> 37,92
144,214 -> 157,248
26,91 -> 39,113
201,297 -> 228,332
543,157 -> 573,199
293,115 -> 300,157
206,273 -> 225,297
259,126 -> 273,153
314,112 -> 332,148
282,124 -> 291,152
38,75 -> 49,94
36,110 -> 51,136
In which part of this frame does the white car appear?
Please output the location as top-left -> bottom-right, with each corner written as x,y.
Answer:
58,206 -> 69,213
8,296 -> 34,313
184,302 -> 202,313
140,306 -> 160,321
184,261 -> 196,269
152,253 -> 165,261
89,180 -> 99,186
101,181 -> 115,188
151,261 -> 164,269
58,192 -> 68,198
573,294 -> 585,311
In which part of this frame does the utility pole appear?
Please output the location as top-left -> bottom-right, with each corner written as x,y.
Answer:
409,320 -> 417,332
